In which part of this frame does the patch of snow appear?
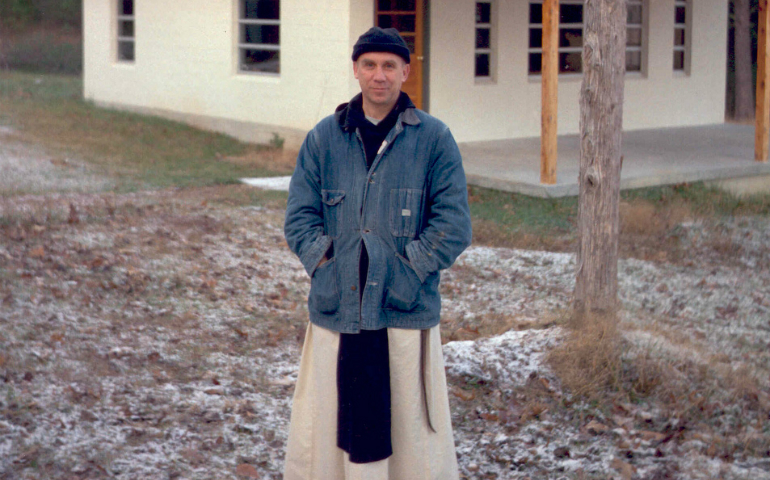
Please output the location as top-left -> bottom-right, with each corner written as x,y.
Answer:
241,176 -> 292,191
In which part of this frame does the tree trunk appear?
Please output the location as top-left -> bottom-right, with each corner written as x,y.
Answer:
735,0 -> 755,120
574,0 -> 626,318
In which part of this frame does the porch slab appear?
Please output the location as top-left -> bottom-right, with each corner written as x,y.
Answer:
459,123 -> 770,198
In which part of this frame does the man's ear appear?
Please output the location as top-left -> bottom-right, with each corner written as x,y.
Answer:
402,63 -> 411,82
353,61 -> 360,80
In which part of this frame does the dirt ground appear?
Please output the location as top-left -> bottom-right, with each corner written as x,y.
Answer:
1,140 -> 769,479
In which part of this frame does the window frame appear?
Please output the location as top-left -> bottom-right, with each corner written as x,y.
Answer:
474,1 -> 496,82
673,0 -> 691,74
626,0 -> 646,74
116,0 -> 135,63
237,0 -> 281,75
527,0 -> 647,77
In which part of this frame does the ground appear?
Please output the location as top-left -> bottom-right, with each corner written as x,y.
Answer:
1,133 -> 769,480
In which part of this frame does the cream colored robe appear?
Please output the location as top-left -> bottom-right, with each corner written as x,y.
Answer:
283,323 -> 460,480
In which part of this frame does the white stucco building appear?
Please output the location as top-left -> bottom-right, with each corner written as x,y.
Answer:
83,0 -> 725,149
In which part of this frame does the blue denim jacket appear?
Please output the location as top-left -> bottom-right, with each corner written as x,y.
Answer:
284,99 -> 472,333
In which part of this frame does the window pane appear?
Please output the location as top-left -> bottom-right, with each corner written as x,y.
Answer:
674,50 -> 684,70
476,2 -> 491,24
627,4 -> 642,24
674,28 -> 685,46
559,28 -> 583,48
529,27 -> 542,48
120,0 -> 133,16
675,5 -> 686,24
626,50 -> 641,71
529,3 -> 542,24
560,4 -> 583,24
475,53 -> 490,77
476,28 -> 491,49
529,52 -> 542,74
378,0 -> 393,10
627,27 -> 642,46
560,51 -> 582,72
402,34 -> 416,53
243,24 -> 280,45
395,0 -> 416,10
119,20 -> 134,37
377,14 -> 416,32
242,49 -> 280,73
118,41 -> 134,61
243,0 -> 280,20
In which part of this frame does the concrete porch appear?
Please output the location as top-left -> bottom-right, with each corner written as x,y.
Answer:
459,123 -> 770,198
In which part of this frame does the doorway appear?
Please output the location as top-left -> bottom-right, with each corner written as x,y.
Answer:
375,0 -> 426,109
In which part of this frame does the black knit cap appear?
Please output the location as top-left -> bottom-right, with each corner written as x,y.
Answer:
352,27 -> 411,64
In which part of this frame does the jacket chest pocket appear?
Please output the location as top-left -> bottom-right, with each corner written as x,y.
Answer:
322,189 -> 346,239
389,188 -> 423,238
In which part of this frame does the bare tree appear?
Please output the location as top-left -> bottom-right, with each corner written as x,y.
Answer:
574,0 -> 626,319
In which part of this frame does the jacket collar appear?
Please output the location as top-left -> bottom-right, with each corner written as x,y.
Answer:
335,92 -> 420,132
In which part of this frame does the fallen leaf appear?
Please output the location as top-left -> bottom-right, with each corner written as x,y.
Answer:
29,246 -> 45,258
638,430 -> 667,442
610,458 -> 636,480
236,463 -> 259,478
585,420 -> 610,435
68,203 -> 79,224
451,387 -> 476,401
553,446 -> 570,459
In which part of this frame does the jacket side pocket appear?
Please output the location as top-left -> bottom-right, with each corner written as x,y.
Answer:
309,257 -> 340,314
384,253 -> 425,312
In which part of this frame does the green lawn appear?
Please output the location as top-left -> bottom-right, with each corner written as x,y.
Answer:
0,71 -> 286,191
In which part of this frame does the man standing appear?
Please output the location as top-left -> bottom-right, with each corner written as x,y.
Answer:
283,27 -> 471,480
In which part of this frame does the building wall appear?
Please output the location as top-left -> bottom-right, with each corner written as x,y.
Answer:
429,0 -> 728,143
83,0 -> 358,147
84,0 -> 728,146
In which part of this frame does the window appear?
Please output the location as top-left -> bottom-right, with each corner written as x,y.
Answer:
528,0 -> 645,75
475,2 -> 493,79
117,0 -> 135,62
626,0 -> 643,72
673,0 -> 688,71
239,0 -> 280,74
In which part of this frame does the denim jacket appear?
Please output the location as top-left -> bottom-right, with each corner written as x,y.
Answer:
284,98 -> 472,334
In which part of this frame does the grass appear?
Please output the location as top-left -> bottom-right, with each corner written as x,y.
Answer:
469,181 -> 770,252
0,71 -> 292,192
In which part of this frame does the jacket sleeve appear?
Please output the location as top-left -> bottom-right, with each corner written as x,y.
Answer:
405,127 -> 472,282
284,129 -> 333,277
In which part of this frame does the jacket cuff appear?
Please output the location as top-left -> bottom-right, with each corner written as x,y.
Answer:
300,235 -> 332,277
405,240 -> 430,283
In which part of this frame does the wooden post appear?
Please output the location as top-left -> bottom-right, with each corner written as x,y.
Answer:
756,0 -> 770,162
574,0 -> 626,316
541,0 -> 559,184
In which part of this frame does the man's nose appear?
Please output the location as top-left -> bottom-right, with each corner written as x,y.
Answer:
373,67 -> 386,81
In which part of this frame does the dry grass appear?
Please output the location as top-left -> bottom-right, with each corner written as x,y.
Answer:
619,200 -> 691,236
547,312 -> 623,399
547,310 -> 770,459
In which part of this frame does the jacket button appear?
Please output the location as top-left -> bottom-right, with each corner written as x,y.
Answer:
369,179 -> 375,184
351,286 -> 357,291
363,229 -> 371,234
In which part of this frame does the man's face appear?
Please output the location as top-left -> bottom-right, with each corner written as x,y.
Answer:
353,52 -> 410,114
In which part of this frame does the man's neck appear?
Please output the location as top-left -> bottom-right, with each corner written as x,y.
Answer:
361,99 -> 397,121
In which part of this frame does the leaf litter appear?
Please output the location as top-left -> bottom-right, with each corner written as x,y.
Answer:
1,180 -> 769,478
